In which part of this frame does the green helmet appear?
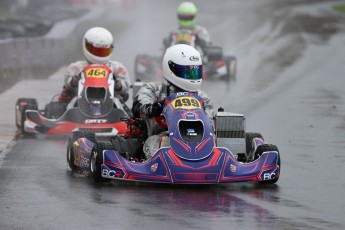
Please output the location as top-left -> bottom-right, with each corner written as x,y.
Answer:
177,2 -> 198,29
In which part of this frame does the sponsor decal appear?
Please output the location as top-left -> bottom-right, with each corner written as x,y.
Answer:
186,128 -> 197,136
102,169 -> 122,178
185,112 -> 196,119
230,164 -> 237,172
80,155 -> 90,168
189,56 -> 200,61
176,92 -> 190,97
263,172 -> 276,181
151,163 -> 158,172
85,119 -> 107,124
261,167 -> 279,181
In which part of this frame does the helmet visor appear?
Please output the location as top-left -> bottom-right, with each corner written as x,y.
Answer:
168,61 -> 202,80
85,39 -> 113,57
178,14 -> 195,21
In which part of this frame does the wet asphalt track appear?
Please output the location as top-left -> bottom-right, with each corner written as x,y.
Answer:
1,0 -> 345,229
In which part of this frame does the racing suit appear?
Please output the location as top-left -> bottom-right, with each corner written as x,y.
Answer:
163,25 -> 211,52
132,81 -> 216,159
59,60 -> 131,106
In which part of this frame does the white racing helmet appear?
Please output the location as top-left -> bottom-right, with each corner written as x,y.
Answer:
82,27 -> 114,64
162,44 -> 202,92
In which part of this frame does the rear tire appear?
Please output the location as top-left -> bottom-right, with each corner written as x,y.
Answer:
16,98 -> 38,137
256,144 -> 280,184
67,131 -> 96,171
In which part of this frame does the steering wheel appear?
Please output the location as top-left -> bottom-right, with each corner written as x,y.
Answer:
155,115 -> 167,129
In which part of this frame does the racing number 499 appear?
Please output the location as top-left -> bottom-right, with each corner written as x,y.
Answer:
174,98 -> 200,108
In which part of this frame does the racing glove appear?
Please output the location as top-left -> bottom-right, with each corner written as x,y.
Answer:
58,86 -> 74,104
112,74 -> 123,92
115,79 -> 122,92
145,102 -> 163,117
70,73 -> 81,88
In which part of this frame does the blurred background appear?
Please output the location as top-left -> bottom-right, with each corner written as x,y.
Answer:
1,1 -> 345,229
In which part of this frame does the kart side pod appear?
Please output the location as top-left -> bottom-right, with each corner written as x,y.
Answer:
214,111 -> 246,155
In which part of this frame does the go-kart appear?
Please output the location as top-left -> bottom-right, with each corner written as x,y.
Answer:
68,91 -> 280,184
134,29 -> 237,82
15,64 -> 129,137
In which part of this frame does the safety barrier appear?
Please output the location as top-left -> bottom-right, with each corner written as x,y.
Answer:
0,7 -> 107,71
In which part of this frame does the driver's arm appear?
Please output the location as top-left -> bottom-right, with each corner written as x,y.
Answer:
132,82 -> 161,119
64,61 -> 84,89
198,90 -> 216,119
195,26 -> 211,49
111,61 -> 131,95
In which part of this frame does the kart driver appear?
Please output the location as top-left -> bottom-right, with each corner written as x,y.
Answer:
132,44 -> 216,159
163,2 -> 211,53
59,27 -> 131,105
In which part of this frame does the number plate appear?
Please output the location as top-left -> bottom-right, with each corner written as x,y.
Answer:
84,67 -> 110,79
171,96 -> 201,109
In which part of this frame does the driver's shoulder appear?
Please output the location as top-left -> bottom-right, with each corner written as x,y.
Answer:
194,24 -> 207,31
194,25 -> 209,36
142,81 -> 162,90
196,89 -> 211,98
67,60 -> 87,69
107,60 -> 128,70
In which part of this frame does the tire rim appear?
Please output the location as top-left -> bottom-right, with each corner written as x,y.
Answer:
67,145 -> 71,163
90,150 -> 97,173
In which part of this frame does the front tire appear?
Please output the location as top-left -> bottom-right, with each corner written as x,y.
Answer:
245,132 -> 264,162
90,141 -> 114,182
256,144 -> 281,184
67,131 -> 96,171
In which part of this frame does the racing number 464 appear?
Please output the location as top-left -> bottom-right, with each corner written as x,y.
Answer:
86,68 -> 107,78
